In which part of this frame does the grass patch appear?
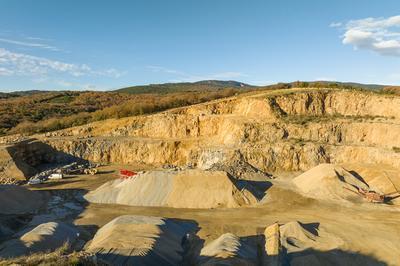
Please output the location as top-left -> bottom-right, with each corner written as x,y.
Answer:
0,243 -> 93,266
48,95 -> 75,104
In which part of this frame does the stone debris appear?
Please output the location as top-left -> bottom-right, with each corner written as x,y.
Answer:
28,161 -> 99,185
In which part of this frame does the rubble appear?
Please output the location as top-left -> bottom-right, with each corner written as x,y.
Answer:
28,161 -> 99,185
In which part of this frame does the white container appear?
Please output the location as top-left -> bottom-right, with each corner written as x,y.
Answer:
48,173 -> 63,180
28,179 -> 44,185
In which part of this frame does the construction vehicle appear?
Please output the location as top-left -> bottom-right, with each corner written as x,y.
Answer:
28,161 -> 98,185
62,162 -> 98,175
119,169 -> 137,179
84,168 -> 98,175
344,172 -> 400,203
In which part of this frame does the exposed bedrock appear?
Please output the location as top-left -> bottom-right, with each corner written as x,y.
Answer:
22,89 -> 400,172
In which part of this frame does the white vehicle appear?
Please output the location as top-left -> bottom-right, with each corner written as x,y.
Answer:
28,179 -> 44,185
48,173 -> 63,180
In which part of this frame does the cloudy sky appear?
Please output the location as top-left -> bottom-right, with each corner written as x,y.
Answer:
0,0 -> 400,91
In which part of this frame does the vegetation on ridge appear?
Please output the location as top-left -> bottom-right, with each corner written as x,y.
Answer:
1,89 -> 240,136
0,80 -> 397,137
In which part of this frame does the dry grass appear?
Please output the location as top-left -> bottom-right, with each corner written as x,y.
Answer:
0,243 -> 93,266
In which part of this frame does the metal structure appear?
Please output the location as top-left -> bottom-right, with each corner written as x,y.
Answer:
28,161 -> 99,185
345,186 -> 400,203
119,169 -> 137,179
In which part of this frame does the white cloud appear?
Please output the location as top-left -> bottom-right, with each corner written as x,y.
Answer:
337,15 -> 400,56
0,47 -> 124,78
0,67 -> 13,76
56,80 -> 76,87
0,38 -> 60,51
25,36 -> 53,41
146,65 -> 185,75
31,77 -> 103,90
330,22 -> 342,28
0,47 -> 89,76
97,68 -> 126,78
249,80 -> 275,86
147,65 -> 247,82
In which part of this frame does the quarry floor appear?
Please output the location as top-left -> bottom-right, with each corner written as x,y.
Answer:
28,164 -> 400,266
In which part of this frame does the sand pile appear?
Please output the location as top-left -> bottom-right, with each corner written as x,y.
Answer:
293,164 -> 370,201
87,215 -> 196,265
197,233 -> 258,266
0,185 -> 45,214
85,170 -> 258,208
345,165 -> 400,205
0,222 -> 79,258
343,164 -> 400,194
278,221 -> 385,265
280,221 -> 342,253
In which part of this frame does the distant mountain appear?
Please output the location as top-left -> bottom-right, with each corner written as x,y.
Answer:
313,81 -> 385,90
115,80 -> 253,94
0,90 -> 54,99
1,80 -> 392,97
193,80 -> 250,87
116,79 -> 392,95
258,80 -> 388,91
11,90 -> 51,95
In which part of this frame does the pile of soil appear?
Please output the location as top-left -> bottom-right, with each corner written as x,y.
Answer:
87,215 -> 196,265
0,222 -> 79,258
0,185 -> 45,214
85,170 -> 258,208
293,164 -> 370,202
197,233 -> 258,266
280,221 -> 343,253
279,221 -> 386,265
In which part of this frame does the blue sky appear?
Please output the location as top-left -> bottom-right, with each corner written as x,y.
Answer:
0,0 -> 400,91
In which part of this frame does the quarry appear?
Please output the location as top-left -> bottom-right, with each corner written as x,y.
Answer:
0,87 -> 399,265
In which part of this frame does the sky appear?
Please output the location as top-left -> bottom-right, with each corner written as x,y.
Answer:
0,0 -> 400,91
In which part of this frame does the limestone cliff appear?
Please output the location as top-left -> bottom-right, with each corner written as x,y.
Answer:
4,88 -> 399,175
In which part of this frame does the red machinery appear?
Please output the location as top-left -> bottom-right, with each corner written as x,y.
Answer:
119,169 -> 137,179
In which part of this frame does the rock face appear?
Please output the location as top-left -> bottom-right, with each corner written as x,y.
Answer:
87,215 -> 196,266
7,88 -> 400,173
0,139 -> 83,182
84,170 -> 258,208
0,222 -> 79,258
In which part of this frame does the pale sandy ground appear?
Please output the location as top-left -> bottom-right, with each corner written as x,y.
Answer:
29,164 -> 400,265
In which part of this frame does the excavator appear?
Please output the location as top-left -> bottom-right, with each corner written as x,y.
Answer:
344,172 -> 400,204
